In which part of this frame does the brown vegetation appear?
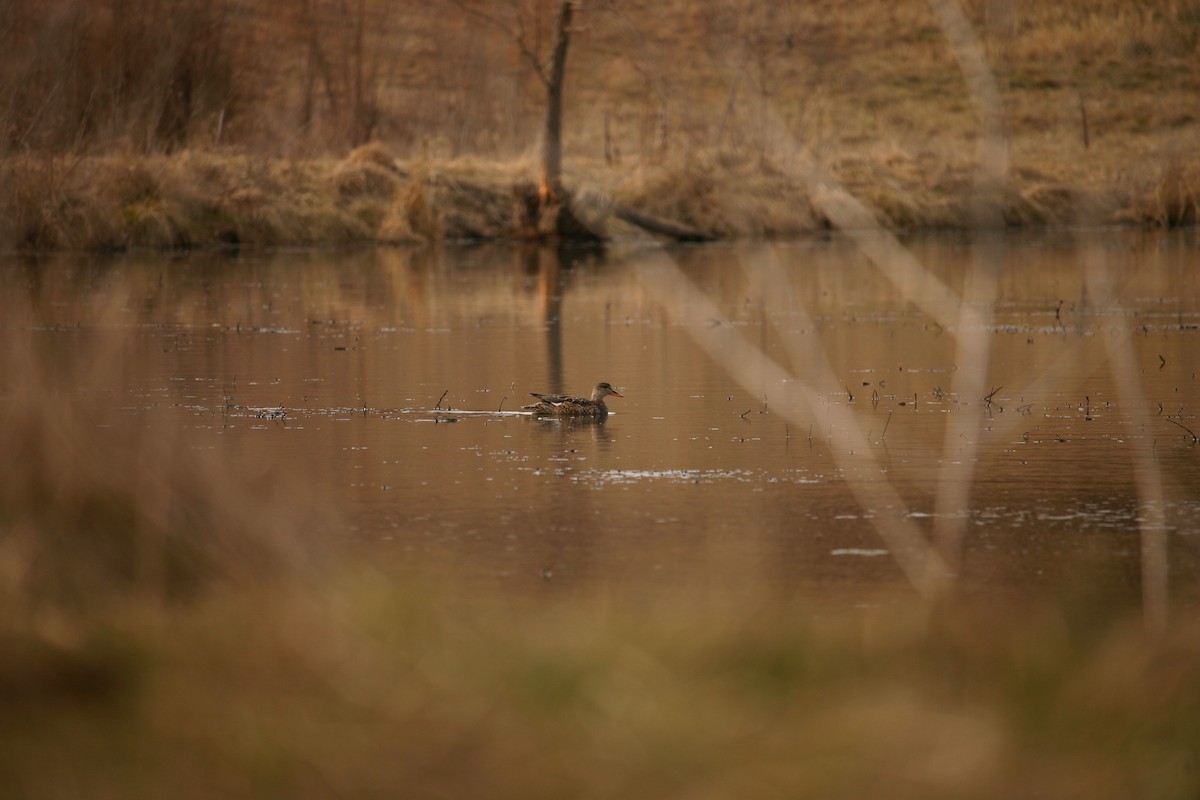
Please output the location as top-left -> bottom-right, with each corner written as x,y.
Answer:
0,0 -> 1197,246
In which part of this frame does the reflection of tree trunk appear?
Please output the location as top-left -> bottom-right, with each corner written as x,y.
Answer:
543,0 -> 573,195
529,247 -> 564,392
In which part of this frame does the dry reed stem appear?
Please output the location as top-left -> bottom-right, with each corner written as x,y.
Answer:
1084,247 -> 1170,634
638,249 -> 954,602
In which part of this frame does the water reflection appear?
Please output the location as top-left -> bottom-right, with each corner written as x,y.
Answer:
3,230 -> 1199,612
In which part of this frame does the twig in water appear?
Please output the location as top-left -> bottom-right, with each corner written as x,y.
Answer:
435,389 -> 449,410
740,409 -> 751,420
1167,417 -> 1199,443
984,386 -> 1002,405
881,410 -> 893,441
498,396 -> 506,412
845,386 -> 854,402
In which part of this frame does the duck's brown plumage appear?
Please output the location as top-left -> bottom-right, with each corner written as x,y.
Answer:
523,382 -> 623,417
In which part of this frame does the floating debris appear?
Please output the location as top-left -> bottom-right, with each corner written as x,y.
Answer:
252,406 -> 287,421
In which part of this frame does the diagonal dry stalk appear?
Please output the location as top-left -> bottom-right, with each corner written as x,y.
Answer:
637,249 -> 954,601
924,0 -> 1006,569
633,0 -> 1176,630
1083,248 -> 1170,634
631,0 -> 1012,601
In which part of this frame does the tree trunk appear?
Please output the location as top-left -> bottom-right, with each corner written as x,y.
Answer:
543,0 -> 573,196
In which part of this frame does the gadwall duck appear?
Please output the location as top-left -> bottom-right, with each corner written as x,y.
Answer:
523,382 -> 623,417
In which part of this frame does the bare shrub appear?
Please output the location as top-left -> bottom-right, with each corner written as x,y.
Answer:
0,156 -> 126,250
0,0 -> 243,155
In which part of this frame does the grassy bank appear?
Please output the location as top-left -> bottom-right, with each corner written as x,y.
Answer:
1,0 -> 1198,250
2,143 -> 1197,251
2,274 -> 1200,798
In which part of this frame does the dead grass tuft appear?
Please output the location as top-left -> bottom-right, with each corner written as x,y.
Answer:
1125,160 -> 1200,227
333,158 -> 403,201
344,141 -> 401,172
379,177 -> 441,242
0,157 -> 120,250
615,152 -> 820,238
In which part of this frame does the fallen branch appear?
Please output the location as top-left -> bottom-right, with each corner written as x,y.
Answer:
612,203 -> 717,242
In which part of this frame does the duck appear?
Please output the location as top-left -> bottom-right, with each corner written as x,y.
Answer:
523,382 -> 623,417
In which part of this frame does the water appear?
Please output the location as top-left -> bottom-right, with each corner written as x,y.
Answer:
7,230 -> 1200,607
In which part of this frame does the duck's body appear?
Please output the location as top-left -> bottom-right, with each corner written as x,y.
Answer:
524,382 -> 623,417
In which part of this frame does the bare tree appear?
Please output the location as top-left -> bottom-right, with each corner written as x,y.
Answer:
451,0 -> 710,242
454,0 -> 577,196
293,0 -> 382,150
542,0 -> 574,194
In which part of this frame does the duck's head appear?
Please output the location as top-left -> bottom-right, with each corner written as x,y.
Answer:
592,382 -> 623,401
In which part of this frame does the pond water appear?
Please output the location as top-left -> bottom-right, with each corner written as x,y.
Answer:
7,230 -> 1200,611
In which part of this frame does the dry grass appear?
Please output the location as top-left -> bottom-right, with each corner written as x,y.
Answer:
4,142 -> 1178,252
0,152 -> 375,250
11,587 -> 1200,799
0,147 -> 549,249
1122,160 -> 1200,226
0,0 -> 1197,249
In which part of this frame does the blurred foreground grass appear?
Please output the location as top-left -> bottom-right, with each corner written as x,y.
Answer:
2,289 -> 1199,799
